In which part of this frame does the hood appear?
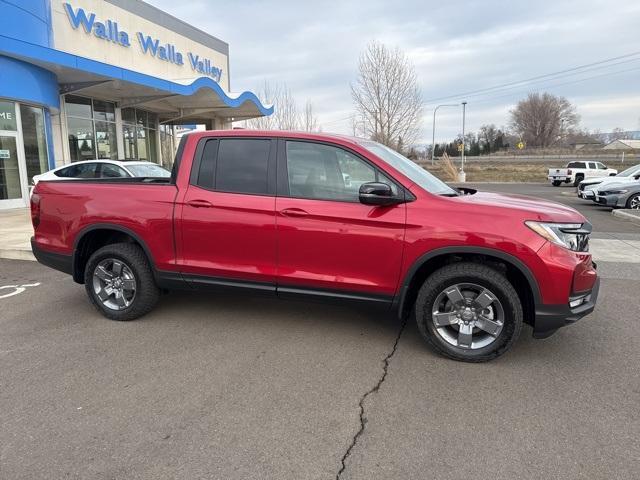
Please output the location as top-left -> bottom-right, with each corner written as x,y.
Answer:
588,176 -> 640,189
453,191 -> 585,223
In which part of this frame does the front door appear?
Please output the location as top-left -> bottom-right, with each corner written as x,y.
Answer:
275,139 -> 406,300
177,137 -> 278,287
0,132 -> 27,209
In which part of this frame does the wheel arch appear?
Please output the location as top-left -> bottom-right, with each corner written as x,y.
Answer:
395,247 -> 541,327
72,224 -> 156,284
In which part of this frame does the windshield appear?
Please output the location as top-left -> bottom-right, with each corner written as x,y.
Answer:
617,164 -> 640,177
125,164 -> 171,177
360,141 -> 457,195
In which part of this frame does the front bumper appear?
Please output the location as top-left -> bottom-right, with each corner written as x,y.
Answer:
594,194 -> 626,208
578,189 -> 595,199
532,276 -> 600,338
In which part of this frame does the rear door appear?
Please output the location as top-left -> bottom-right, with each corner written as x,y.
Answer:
275,139 -> 406,301
177,137 -> 278,286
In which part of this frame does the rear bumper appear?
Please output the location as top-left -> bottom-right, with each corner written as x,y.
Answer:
532,276 -> 600,338
31,237 -> 73,276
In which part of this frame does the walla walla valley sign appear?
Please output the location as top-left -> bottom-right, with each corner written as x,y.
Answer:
63,3 -> 223,83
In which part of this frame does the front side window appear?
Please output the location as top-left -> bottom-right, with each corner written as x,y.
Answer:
596,162 -> 607,170
286,141 -> 379,202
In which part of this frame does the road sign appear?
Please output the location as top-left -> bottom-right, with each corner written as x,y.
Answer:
457,143 -> 464,152
517,141 -> 525,150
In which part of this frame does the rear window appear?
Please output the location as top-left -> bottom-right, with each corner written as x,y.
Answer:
125,164 -> 170,177
567,162 -> 585,169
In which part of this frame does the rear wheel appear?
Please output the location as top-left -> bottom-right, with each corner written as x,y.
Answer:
627,193 -> 640,209
573,174 -> 584,187
84,243 -> 160,321
552,180 -> 561,186
415,262 -> 523,362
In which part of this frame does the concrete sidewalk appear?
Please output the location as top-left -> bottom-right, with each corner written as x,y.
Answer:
0,208 -> 35,261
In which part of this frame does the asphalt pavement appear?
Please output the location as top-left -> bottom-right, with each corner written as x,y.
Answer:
1,183 -> 639,479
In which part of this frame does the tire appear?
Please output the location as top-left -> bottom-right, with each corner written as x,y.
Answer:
84,243 -> 160,321
415,262 -> 523,362
552,180 -> 561,186
627,193 -> 640,210
573,175 -> 584,187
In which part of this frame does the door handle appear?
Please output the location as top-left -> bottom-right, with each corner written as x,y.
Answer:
280,207 -> 309,217
186,199 -> 213,208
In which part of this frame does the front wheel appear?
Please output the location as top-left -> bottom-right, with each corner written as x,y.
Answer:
84,243 -> 160,321
415,262 -> 523,362
627,193 -> 640,209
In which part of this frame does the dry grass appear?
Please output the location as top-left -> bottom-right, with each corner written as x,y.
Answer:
422,160 -> 632,183
439,153 -> 459,181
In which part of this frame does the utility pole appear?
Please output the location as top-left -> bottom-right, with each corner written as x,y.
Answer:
431,104 -> 458,165
460,101 -> 467,181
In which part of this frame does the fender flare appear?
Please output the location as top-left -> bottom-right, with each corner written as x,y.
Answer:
394,246 -> 542,317
72,223 -> 157,283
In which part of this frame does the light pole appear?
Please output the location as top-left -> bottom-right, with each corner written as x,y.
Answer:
431,104 -> 459,165
460,101 -> 467,181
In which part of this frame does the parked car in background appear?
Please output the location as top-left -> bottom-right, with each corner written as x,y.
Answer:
31,130 -> 599,363
32,160 -> 170,186
578,163 -> 640,199
594,181 -> 640,209
548,161 -> 617,187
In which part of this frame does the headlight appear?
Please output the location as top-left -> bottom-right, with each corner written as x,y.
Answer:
599,189 -> 628,195
525,221 -> 590,252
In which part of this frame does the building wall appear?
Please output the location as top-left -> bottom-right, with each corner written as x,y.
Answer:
51,0 -> 230,91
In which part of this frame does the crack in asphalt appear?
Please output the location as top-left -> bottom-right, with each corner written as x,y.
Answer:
335,316 -> 408,480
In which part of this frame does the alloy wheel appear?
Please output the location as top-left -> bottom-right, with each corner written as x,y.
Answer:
629,195 -> 640,209
92,258 -> 137,310
431,283 -> 505,349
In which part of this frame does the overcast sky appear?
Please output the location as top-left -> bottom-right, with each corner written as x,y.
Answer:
147,0 -> 640,143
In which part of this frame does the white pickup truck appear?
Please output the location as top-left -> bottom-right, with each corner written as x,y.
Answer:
548,161 -> 617,186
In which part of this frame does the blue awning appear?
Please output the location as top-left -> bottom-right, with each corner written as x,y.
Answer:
0,34 -> 273,122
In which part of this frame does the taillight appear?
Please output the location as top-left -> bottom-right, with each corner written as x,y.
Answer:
567,169 -> 572,175
30,193 -> 41,228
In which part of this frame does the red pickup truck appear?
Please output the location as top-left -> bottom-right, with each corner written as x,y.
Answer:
31,130 -> 599,362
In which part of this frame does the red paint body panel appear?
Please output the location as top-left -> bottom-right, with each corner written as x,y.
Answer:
275,197 -> 405,295
31,129 -> 598,314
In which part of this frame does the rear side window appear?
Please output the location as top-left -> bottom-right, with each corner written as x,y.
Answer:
195,139 -> 271,195
99,164 -> 129,178
54,162 -> 99,178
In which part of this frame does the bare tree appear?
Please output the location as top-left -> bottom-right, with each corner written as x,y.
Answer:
351,41 -> 423,149
243,81 -> 321,132
302,101 -> 319,132
478,124 -> 499,153
509,92 -> 579,147
608,127 -> 627,142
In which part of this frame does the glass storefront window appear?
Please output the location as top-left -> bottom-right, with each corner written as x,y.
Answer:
159,124 -> 176,169
65,95 -> 92,119
121,108 -> 159,163
93,100 -> 115,122
65,95 -> 117,161
20,105 -> 48,181
68,117 -> 96,161
95,121 -> 117,160
0,101 -> 17,131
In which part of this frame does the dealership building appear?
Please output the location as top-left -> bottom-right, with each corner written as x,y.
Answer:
0,0 -> 271,209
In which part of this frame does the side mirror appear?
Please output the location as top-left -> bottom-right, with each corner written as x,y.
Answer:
359,182 -> 404,206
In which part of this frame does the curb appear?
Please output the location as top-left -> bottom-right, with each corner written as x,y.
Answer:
612,209 -> 640,226
0,249 -> 35,262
